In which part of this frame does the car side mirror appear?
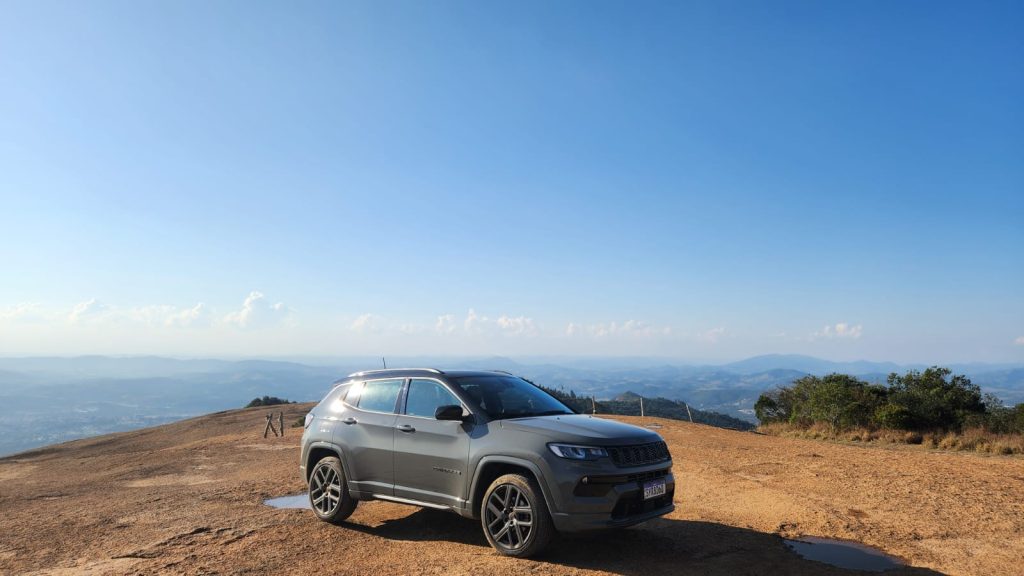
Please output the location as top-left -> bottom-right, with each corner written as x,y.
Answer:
435,404 -> 467,421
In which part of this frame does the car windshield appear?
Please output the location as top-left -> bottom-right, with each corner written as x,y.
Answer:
451,375 -> 574,420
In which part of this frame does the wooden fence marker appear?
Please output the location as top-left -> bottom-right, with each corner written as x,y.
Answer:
264,413 -> 279,438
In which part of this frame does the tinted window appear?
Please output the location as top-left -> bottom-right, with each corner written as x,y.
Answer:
452,376 -> 572,420
405,379 -> 461,418
351,379 -> 403,413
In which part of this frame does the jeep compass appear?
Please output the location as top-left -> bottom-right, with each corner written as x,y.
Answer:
299,368 -> 675,557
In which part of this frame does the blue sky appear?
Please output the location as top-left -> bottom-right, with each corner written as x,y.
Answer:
1,1 -> 1021,362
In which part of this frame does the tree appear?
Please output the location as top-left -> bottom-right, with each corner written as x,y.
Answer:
885,367 -> 984,431
806,374 -> 882,432
245,396 -> 292,408
754,390 -> 786,423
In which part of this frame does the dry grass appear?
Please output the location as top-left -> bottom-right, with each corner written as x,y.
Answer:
758,423 -> 1024,455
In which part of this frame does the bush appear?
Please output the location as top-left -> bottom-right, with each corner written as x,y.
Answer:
903,431 -> 923,445
885,367 -> 984,431
754,367 -> 1012,434
756,374 -> 885,431
245,396 -> 293,408
874,403 -> 913,429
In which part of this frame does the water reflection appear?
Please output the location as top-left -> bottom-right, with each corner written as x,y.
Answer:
785,536 -> 904,572
264,493 -> 310,510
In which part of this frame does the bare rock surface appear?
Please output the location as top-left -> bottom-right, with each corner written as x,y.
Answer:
1,404 -> 1021,575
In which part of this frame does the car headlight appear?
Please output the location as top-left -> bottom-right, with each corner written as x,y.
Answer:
548,443 -> 608,460
304,412 -> 314,428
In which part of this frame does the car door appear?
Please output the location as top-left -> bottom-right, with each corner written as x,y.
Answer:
337,378 -> 403,496
393,378 -> 472,507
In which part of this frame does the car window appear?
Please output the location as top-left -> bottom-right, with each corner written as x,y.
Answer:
452,375 -> 572,419
405,379 -> 461,418
326,383 -> 352,412
351,378 -> 403,413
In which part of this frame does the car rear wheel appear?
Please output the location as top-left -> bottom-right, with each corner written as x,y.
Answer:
309,456 -> 357,524
481,473 -> 553,557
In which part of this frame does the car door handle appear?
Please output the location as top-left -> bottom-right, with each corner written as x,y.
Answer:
396,424 -> 416,433
342,417 -> 358,425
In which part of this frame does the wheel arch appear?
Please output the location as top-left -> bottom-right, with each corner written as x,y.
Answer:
304,442 -> 348,484
468,456 -> 555,519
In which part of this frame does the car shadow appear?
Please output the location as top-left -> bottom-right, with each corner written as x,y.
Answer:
343,508 -> 947,576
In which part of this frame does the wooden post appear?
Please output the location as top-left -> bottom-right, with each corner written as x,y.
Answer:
263,413 -> 274,438
591,396 -> 596,414
640,396 -> 645,422
279,412 -> 285,437
685,403 -> 693,423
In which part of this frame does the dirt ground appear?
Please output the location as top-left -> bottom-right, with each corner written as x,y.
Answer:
1,404 -> 1021,575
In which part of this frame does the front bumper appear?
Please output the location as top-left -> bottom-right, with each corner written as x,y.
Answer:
545,461 -> 676,532
553,501 -> 676,532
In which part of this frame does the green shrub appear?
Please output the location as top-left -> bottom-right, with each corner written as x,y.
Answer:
754,367 -> 1007,435
245,395 -> 293,408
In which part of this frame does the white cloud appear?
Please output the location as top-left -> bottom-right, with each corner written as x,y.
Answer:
344,309 -> 539,338
600,320 -> 645,337
496,315 -> 537,336
350,313 -> 382,333
1014,336 -> 1024,346
457,309 -> 539,337
68,299 -> 108,324
223,291 -> 288,329
397,323 -> 426,335
698,327 -> 727,343
84,302 -> 213,328
464,308 -> 487,334
435,314 -> 456,334
566,319 -> 670,339
813,322 -> 863,340
0,303 -> 44,322
165,303 -> 210,328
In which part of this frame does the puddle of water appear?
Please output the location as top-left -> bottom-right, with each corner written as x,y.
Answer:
785,537 -> 905,572
264,493 -> 310,510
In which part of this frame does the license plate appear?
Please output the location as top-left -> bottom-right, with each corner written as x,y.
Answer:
642,479 -> 667,500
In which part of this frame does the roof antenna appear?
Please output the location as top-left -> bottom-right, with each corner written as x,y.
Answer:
382,356 -> 387,369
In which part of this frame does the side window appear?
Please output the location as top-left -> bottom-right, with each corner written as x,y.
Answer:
352,378 -> 403,413
405,379 -> 461,418
327,383 -> 353,412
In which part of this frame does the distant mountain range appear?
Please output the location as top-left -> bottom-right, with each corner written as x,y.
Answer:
0,354 -> 1021,457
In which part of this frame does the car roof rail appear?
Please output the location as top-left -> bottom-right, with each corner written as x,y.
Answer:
489,369 -> 514,375
346,367 -> 444,378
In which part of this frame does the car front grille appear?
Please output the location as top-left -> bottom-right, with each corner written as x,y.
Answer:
573,468 -> 670,497
605,441 -> 671,467
627,469 -> 669,484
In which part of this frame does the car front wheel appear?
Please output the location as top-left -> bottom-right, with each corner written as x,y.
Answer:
480,473 -> 554,557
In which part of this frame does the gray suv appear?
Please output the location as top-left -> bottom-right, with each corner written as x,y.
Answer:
299,368 -> 675,557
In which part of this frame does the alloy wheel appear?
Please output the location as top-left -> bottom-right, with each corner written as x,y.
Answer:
484,483 -> 535,551
309,462 -> 342,516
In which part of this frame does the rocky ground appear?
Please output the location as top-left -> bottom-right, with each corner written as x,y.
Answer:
1,404 -> 1021,575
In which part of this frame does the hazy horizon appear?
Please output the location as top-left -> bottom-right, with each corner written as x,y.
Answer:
1,352 -> 1021,371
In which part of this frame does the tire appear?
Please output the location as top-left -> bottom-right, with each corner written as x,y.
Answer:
308,456 -> 357,524
480,473 -> 554,558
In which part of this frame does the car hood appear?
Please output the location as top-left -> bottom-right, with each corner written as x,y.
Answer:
499,414 -> 661,445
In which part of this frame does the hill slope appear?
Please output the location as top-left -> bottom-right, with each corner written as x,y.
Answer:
1,405 -> 1021,575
